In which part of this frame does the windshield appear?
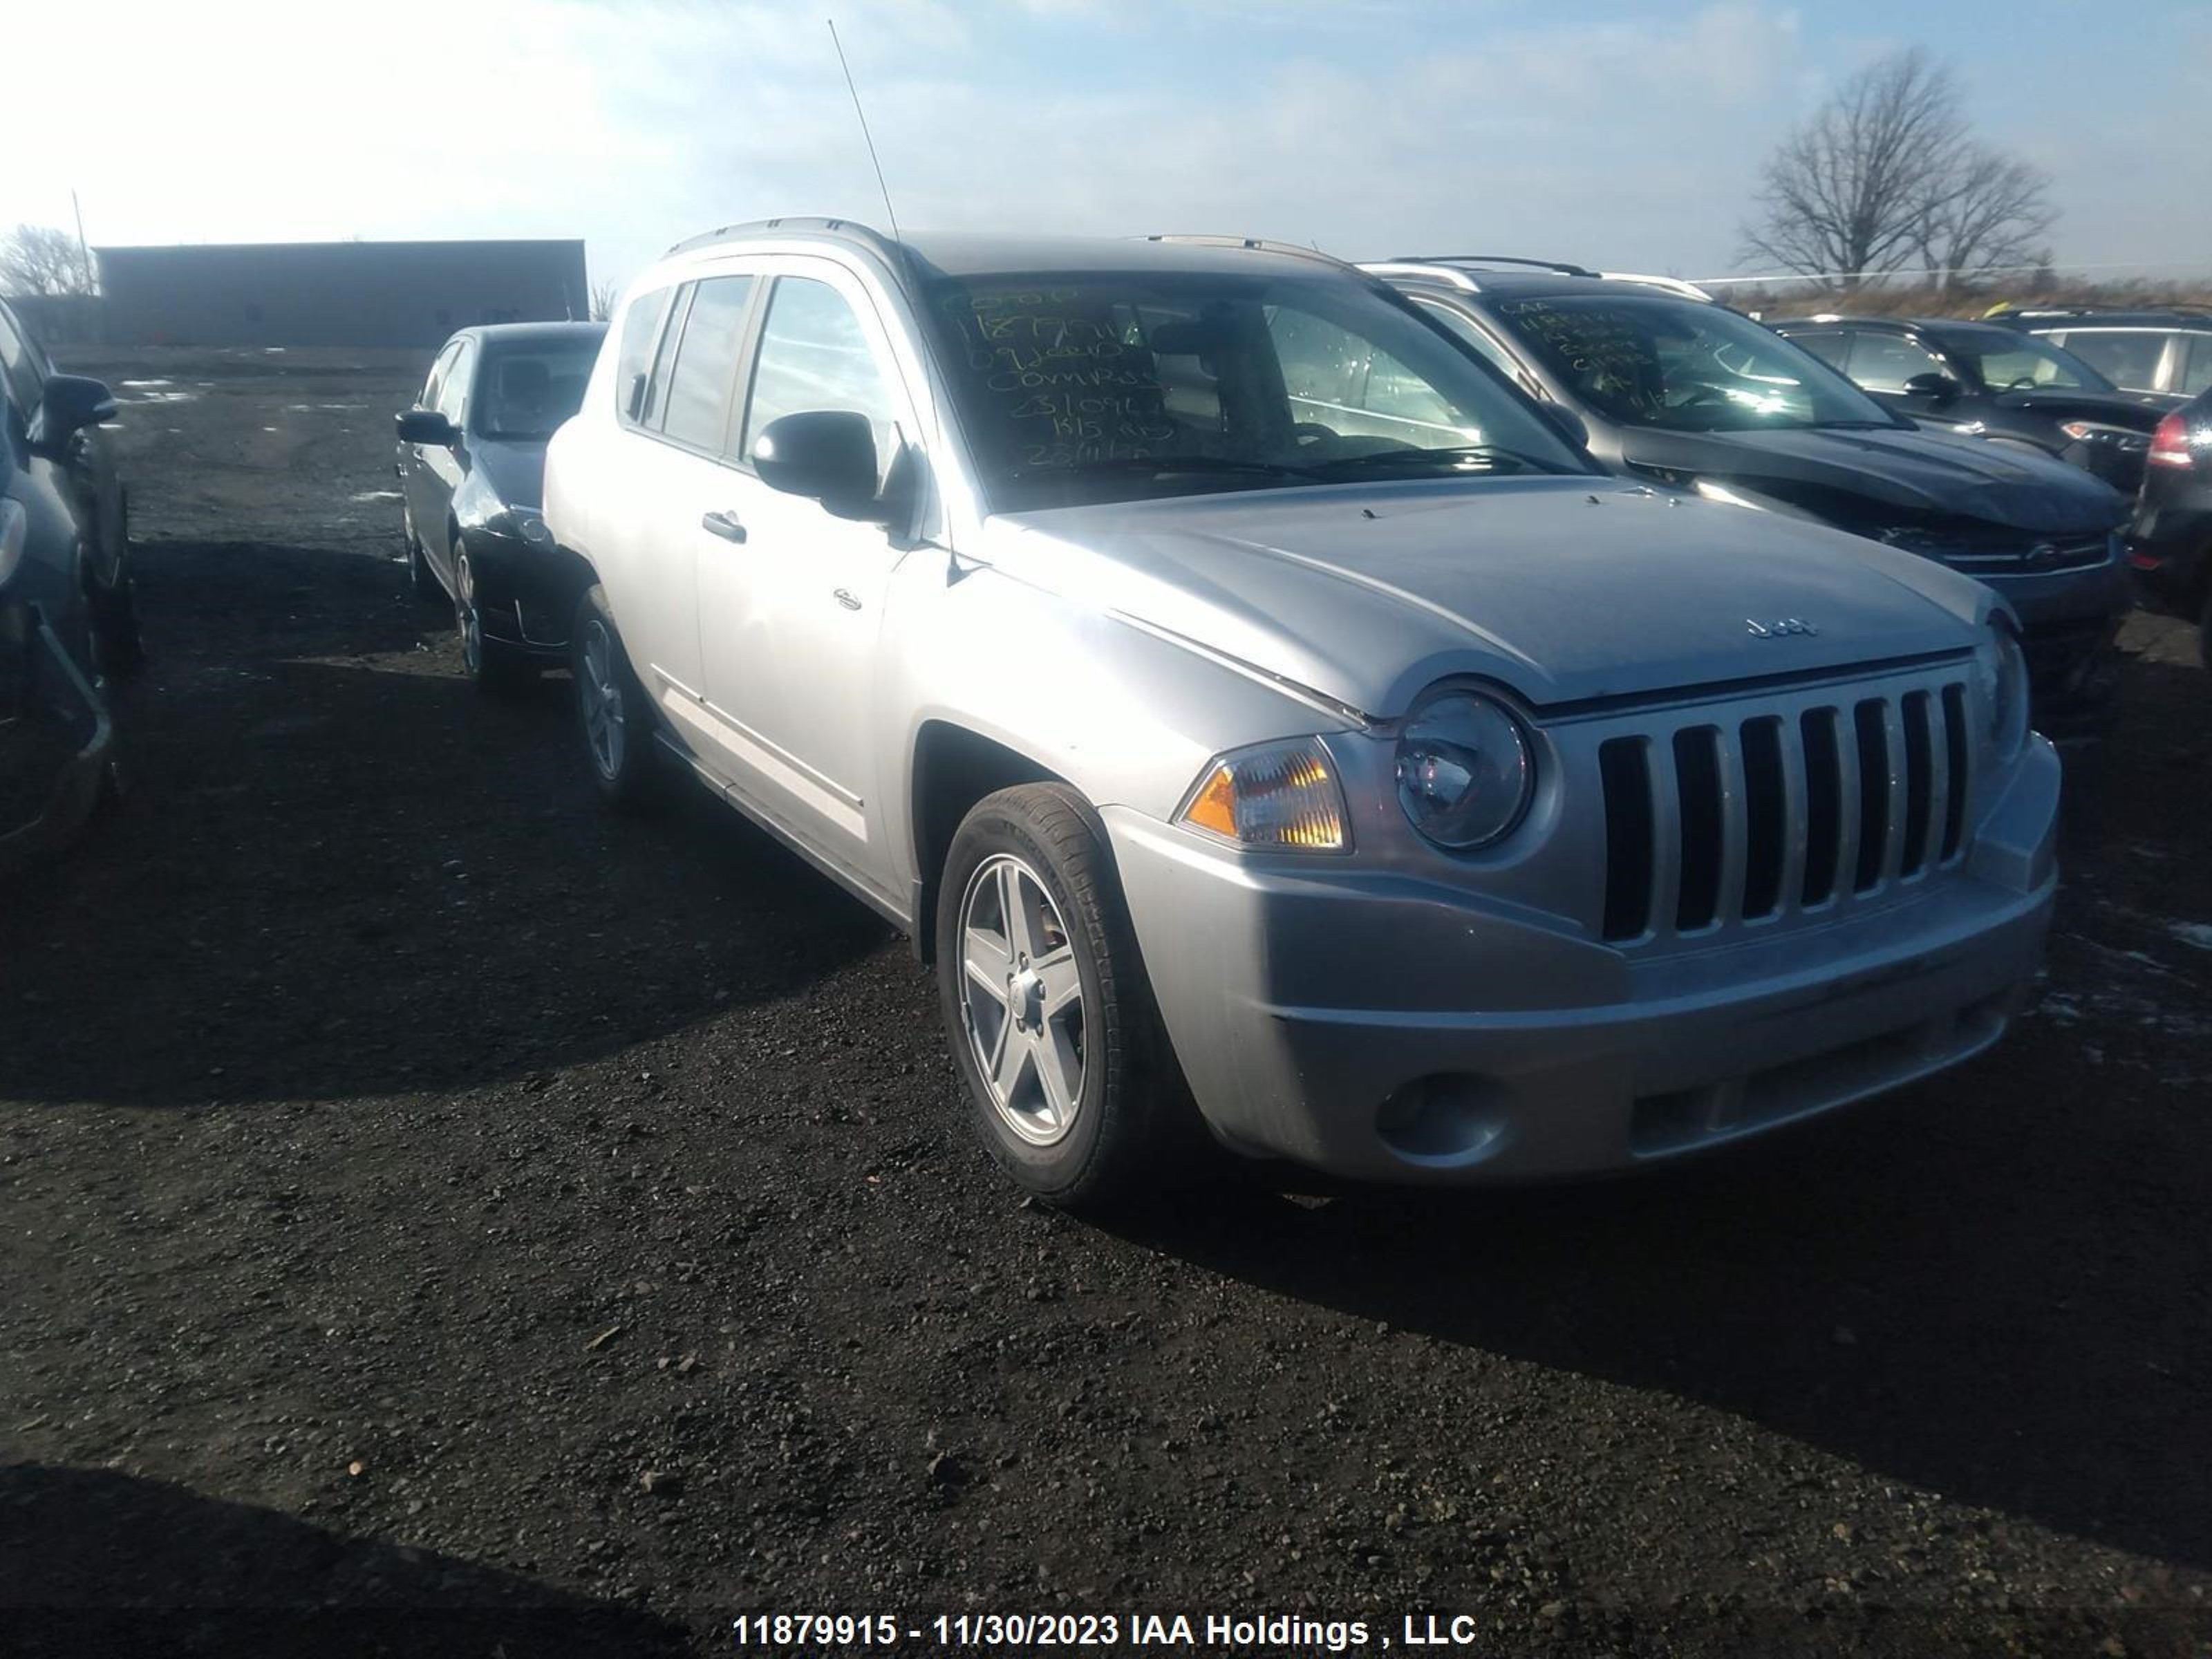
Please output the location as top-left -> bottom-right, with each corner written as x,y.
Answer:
474,339 -> 600,440
921,270 -> 1589,511
1490,294 -> 1895,433
1931,330 -> 2113,394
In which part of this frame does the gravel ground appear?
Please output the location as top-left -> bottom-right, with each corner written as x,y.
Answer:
2,350 -> 2209,1658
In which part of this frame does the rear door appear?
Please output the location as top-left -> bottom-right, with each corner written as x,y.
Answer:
693,261 -> 917,874
612,270 -> 762,743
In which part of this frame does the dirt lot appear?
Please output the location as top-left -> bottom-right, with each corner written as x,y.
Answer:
3,348 -> 2210,1658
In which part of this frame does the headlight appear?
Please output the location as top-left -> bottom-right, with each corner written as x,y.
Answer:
1973,625 -> 2030,759
1177,736 -> 1349,852
489,507 -> 555,548
1394,690 -> 1533,850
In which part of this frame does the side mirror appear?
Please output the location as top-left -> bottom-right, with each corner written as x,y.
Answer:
751,411 -> 883,521
396,408 -> 458,447
1901,371 -> 1962,406
29,375 -> 117,452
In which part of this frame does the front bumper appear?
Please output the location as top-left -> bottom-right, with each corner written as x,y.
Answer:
1973,552 -> 2129,729
1107,737 -> 2059,1185
0,606 -> 113,864
2126,501 -> 2212,618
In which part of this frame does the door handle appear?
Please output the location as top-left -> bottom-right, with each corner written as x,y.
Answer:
701,509 -> 747,544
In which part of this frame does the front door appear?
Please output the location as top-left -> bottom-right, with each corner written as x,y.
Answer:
415,339 -> 476,588
695,265 -> 917,873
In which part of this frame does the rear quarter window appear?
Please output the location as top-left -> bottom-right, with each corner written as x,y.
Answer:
616,287 -> 675,425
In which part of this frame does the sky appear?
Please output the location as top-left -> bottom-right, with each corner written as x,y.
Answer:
5,0 -> 2208,299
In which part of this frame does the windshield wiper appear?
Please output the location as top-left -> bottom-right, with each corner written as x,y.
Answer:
1304,444 -> 1572,478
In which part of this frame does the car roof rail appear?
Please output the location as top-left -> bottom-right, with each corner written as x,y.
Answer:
663,216 -> 903,265
1140,234 -> 1365,275
1389,254 -> 1599,279
1357,261 -> 1483,292
1596,271 -> 1714,302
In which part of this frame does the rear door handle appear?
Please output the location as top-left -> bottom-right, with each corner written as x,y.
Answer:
701,509 -> 747,544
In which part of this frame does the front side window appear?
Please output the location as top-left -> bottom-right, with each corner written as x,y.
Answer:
2054,330 -> 2167,394
434,342 -> 474,425
420,341 -> 458,411
659,276 -> 757,451
616,288 -> 674,423
1933,330 -> 2109,393
740,277 -> 900,471
0,307 -> 46,417
1832,331 -> 1946,395
923,270 -> 1587,511
1490,295 -> 1893,431
476,338 -> 600,440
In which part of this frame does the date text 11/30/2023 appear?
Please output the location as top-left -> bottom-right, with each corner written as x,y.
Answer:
729,1612 -> 1493,1649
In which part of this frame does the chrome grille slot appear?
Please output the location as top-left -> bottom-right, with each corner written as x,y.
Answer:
1593,673 -> 1972,946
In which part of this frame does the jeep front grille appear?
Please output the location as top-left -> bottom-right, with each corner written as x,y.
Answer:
1596,678 -> 1971,942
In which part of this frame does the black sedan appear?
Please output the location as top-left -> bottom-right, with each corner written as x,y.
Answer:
1772,316 -> 2164,495
1365,262 -> 2133,727
2128,388 -> 2212,668
2,298 -> 140,863
396,321 -> 606,690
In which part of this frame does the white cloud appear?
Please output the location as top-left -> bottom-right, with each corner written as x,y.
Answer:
0,0 -> 2202,297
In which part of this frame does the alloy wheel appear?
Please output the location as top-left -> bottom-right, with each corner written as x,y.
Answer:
957,853 -> 1087,1146
579,619 -> 626,779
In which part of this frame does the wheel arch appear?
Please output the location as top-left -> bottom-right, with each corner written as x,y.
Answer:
908,720 -> 1070,963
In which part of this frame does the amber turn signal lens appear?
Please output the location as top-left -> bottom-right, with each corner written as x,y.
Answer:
1175,738 -> 1349,852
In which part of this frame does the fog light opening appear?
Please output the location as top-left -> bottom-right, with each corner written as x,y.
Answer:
1374,1075 -> 1510,1166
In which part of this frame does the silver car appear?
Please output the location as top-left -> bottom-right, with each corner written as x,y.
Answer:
543,222 -> 2058,1208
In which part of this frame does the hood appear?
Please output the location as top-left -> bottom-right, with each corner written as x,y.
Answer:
982,478 -> 1989,718
463,438 -> 548,510
1619,423 -> 2126,533
1991,388 -> 2164,430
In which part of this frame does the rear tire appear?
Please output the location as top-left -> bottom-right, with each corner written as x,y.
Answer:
935,782 -> 1197,1212
572,585 -> 655,807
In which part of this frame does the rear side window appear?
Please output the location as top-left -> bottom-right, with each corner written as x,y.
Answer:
615,288 -> 673,424
2054,330 -> 2164,393
2183,335 -> 2212,398
659,276 -> 756,451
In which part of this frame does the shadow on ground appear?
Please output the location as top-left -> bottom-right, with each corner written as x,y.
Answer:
0,540 -> 896,1108
0,1463 -> 689,1657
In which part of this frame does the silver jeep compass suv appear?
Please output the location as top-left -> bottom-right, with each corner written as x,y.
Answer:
543,220 -> 2058,1208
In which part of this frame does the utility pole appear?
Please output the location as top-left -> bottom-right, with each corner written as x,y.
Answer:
71,189 -> 94,294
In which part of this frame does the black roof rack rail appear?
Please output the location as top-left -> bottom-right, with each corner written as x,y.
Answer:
1389,254 -> 1599,279
664,216 -> 903,263
1141,234 -> 1362,275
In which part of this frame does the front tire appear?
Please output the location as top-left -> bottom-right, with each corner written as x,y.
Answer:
86,501 -> 145,680
572,585 -> 655,807
935,783 -> 1193,1210
453,548 -> 532,695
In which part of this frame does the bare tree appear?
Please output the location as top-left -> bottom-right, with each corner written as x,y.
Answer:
588,279 -> 620,322
0,224 -> 95,297
1914,146 -> 2054,289
1739,48 -> 2053,290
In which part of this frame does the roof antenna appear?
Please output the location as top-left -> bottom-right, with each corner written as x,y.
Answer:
827,18 -> 903,247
